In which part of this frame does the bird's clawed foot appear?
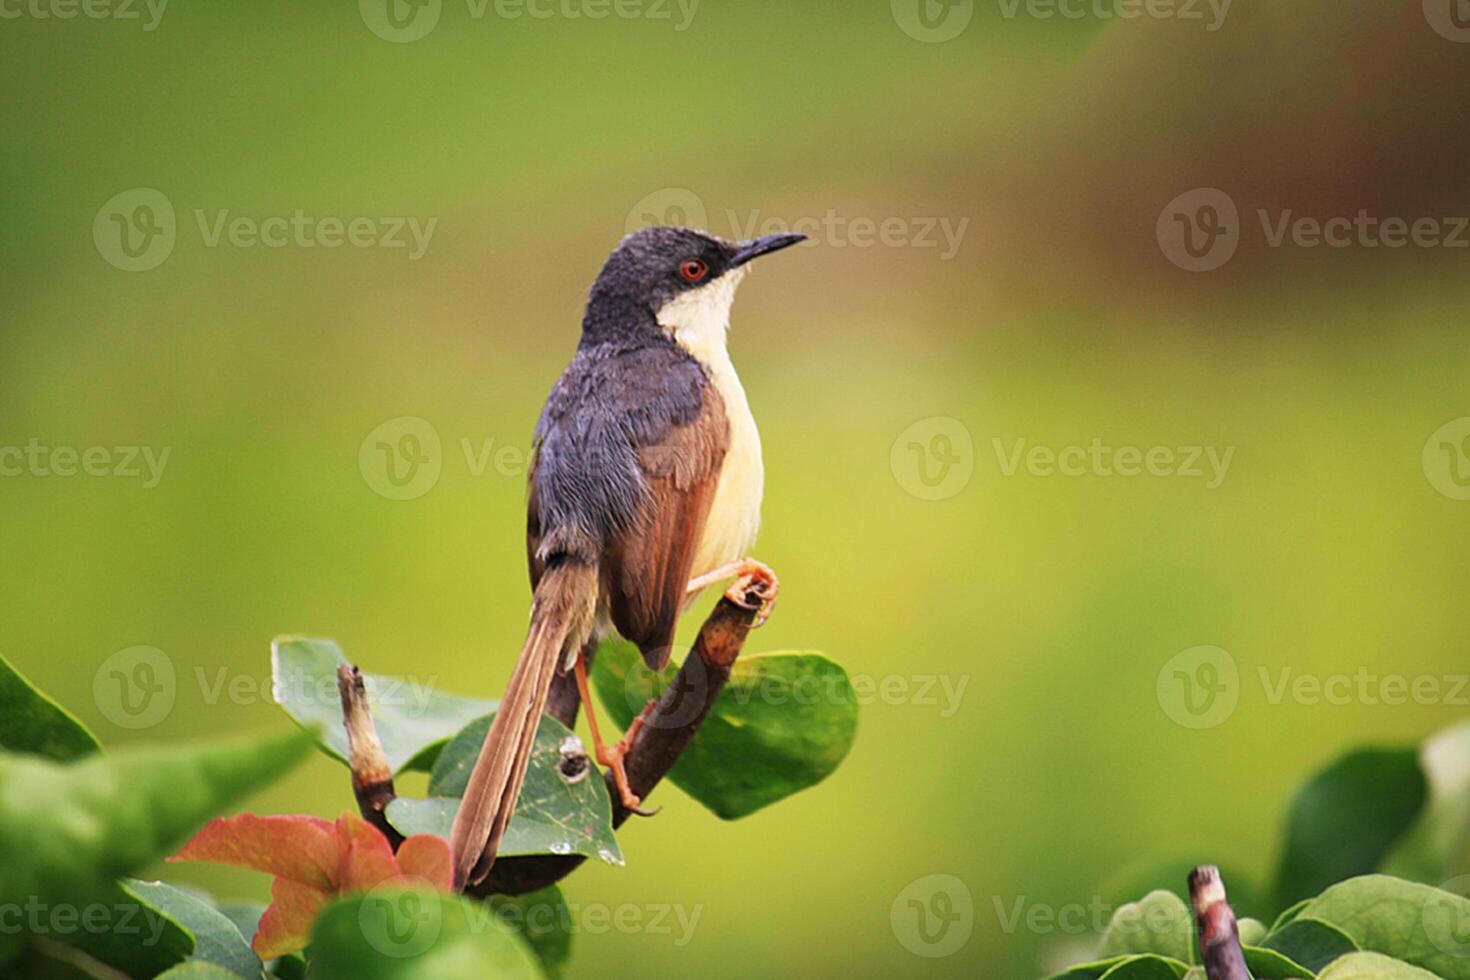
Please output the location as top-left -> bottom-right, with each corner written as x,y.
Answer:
597,699 -> 660,817
687,558 -> 780,626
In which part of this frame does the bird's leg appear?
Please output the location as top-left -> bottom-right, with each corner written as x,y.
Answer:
573,654 -> 658,816
686,558 -> 780,625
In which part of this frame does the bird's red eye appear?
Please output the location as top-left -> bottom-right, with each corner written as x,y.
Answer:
679,259 -> 708,282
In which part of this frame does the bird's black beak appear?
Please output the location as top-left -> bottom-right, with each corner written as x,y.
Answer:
729,233 -> 807,268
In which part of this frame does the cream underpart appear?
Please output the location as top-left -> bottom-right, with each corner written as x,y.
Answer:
654,266 -> 763,582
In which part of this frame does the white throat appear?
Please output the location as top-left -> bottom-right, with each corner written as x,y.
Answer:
653,266 -> 764,579
655,266 -> 748,367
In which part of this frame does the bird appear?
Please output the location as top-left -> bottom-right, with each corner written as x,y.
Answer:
448,225 -> 806,889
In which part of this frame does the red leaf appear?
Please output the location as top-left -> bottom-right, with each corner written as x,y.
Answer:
171,811 -> 455,960
395,834 -> 454,891
334,812 -> 402,891
169,813 -> 339,889
254,878 -> 330,960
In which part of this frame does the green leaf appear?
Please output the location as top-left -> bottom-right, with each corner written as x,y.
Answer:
385,713 -> 622,865
1046,957 -> 1127,979
156,964 -> 247,980
1096,858 -> 1261,924
1271,899 -> 1313,933
1,879 -> 194,979
1263,917 -> 1359,973
126,880 -> 261,980
0,652 -> 100,760
1243,944 -> 1315,979
1382,721 -> 1470,884
1303,875 -> 1470,979
488,886 -> 572,979
214,901 -> 265,949
1098,956 -> 1188,979
270,637 -> 495,774
1239,918 -> 1268,947
1097,891 -> 1195,964
0,728 -> 314,907
591,638 -> 857,819
1316,952 -> 1440,979
1271,749 -> 1427,911
307,889 -> 543,978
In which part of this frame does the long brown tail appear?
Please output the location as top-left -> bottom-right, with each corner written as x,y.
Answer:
449,560 -> 597,889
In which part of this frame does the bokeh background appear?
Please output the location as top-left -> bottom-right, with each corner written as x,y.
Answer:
4,0 -> 1470,975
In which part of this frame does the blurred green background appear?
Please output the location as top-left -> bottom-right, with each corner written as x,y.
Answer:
4,0 -> 1470,975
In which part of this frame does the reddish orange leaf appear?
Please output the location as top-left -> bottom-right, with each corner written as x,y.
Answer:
395,834 -> 454,891
168,813 -> 338,889
171,812 -> 455,959
254,878 -> 330,960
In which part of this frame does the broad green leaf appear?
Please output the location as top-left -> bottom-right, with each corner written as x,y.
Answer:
308,889 -> 542,978
0,728 -> 314,907
270,637 -> 495,774
126,880 -> 261,979
385,713 -> 622,865
591,638 -> 858,819
1317,952 -> 1440,979
1243,944 -> 1315,978
1097,891 -> 1195,964
1046,957 -> 1127,979
215,901 -> 265,949
156,964 -> 245,979
1,879 -> 194,979
1304,875 -> 1470,979
1271,899 -> 1313,933
488,886 -> 573,979
1271,749 -> 1427,911
1263,917 -> 1359,973
1239,918 -> 1268,946
0,652 -> 100,760
1382,721 -> 1470,884
1098,955 -> 1188,979
1095,858 -> 1261,923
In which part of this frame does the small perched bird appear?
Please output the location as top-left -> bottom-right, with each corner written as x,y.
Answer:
449,226 -> 805,888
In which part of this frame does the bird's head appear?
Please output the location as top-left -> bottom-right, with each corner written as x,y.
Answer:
583,226 -> 805,352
